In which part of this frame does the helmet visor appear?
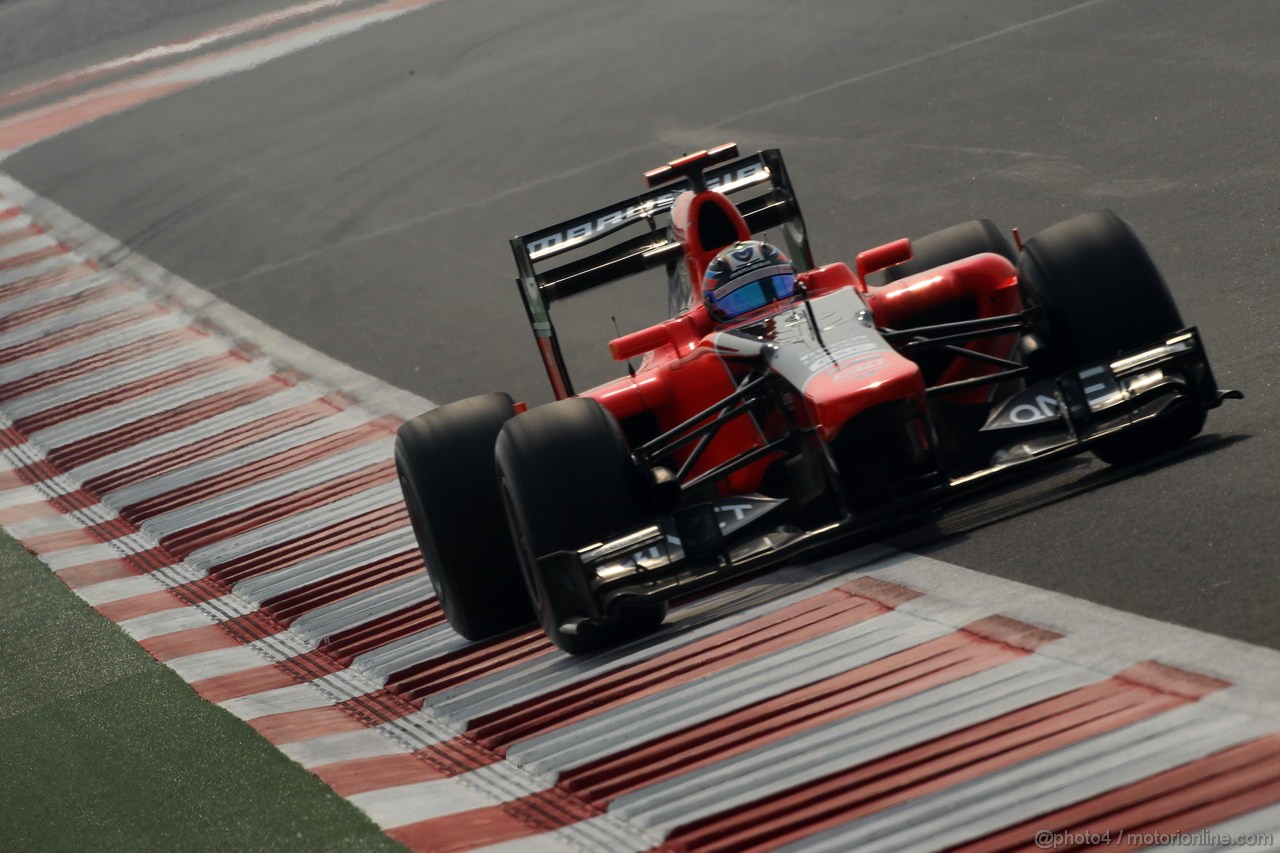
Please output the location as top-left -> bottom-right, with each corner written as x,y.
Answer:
707,273 -> 798,320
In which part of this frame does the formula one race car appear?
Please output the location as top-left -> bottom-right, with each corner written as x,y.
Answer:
396,143 -> 1239,654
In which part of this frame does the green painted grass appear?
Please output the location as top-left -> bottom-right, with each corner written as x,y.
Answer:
0,531 -> 405,852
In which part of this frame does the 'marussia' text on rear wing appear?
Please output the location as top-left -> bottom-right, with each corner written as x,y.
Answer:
510,147 -> 814,399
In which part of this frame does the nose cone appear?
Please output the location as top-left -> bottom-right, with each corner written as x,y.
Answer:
804,348 -> 927,442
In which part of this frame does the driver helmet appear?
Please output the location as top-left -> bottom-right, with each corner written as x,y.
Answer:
703,240 -> 799,322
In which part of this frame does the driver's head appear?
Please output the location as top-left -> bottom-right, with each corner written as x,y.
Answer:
703,241 -> 798,322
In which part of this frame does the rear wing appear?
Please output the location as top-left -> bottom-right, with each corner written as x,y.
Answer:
510,147 -> 815,398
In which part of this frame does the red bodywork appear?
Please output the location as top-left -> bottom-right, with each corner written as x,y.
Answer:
579,183 -> 1022,494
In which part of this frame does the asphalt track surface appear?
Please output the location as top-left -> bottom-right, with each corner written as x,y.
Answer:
1,0 -> 1276,658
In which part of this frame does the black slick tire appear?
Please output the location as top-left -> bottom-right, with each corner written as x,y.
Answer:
1017,210 -> 1204,465
395,393 -> 533,640
496,397 -> 665,655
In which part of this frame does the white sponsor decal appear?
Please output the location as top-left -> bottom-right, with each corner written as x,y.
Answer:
526,163 -> 769,259
1007,394 -> 1062,424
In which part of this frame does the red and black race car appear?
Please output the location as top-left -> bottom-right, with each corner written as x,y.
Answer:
396,143 -> 1239,654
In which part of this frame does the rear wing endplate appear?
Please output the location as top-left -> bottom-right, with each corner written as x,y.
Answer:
510,148 -> 814,398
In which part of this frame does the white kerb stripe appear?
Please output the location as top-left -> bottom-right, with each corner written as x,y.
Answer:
233,528 -> 415,603
0,314 -> 182,384
0,233 -> 59,261
137,439 -> 391,539
279,727 -> 413,769
30,363 -> 274,449
0,212 -> 34,234
39,536 -> 156,572
104,410 -> 366,508
67,386 -> 324,483
115,592 -> 245,640
219,678 -> 342,720
507,611 -> 953,776
2,337 -> 229,419
288,573 -> 433,645
785,703 -> 1272,853
162,644 -> 271,683
1144,802 -> 1280,851
347,775 -> 504,829
423,563 -> 880,726
76,573 -> 167,606
349,627 -> 443,685
0,290 -> 147,350
0,251 -> 77,287
0,269 -> 115,315
181,482 -> 403,575
609,656 -> 1098,832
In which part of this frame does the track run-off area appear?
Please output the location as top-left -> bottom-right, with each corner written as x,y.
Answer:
1,0 -> 1278,850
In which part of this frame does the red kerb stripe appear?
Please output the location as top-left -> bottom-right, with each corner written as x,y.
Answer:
14,352 -> 245,433
120,423 -> 385,521
949,732 -> 1280,852
45,378 -> 287,468
467,578 -> 916,751
562,616 -> 1058,808
0,243 -> 65,271
661,661 -> 1227,853
158,461 -> 394,556
209,502 -> 409,586
84,398 -> 340,494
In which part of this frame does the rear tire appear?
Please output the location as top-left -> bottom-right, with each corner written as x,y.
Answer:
395,393 -> 533,640
882,219 -> 1016,283
496,398 -> 665,655
1017,210 -> 1203,465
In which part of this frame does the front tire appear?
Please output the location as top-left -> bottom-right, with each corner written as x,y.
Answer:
395,393 -> 533,640
1017,210 -> 1204,464
496,398 -> 665,655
